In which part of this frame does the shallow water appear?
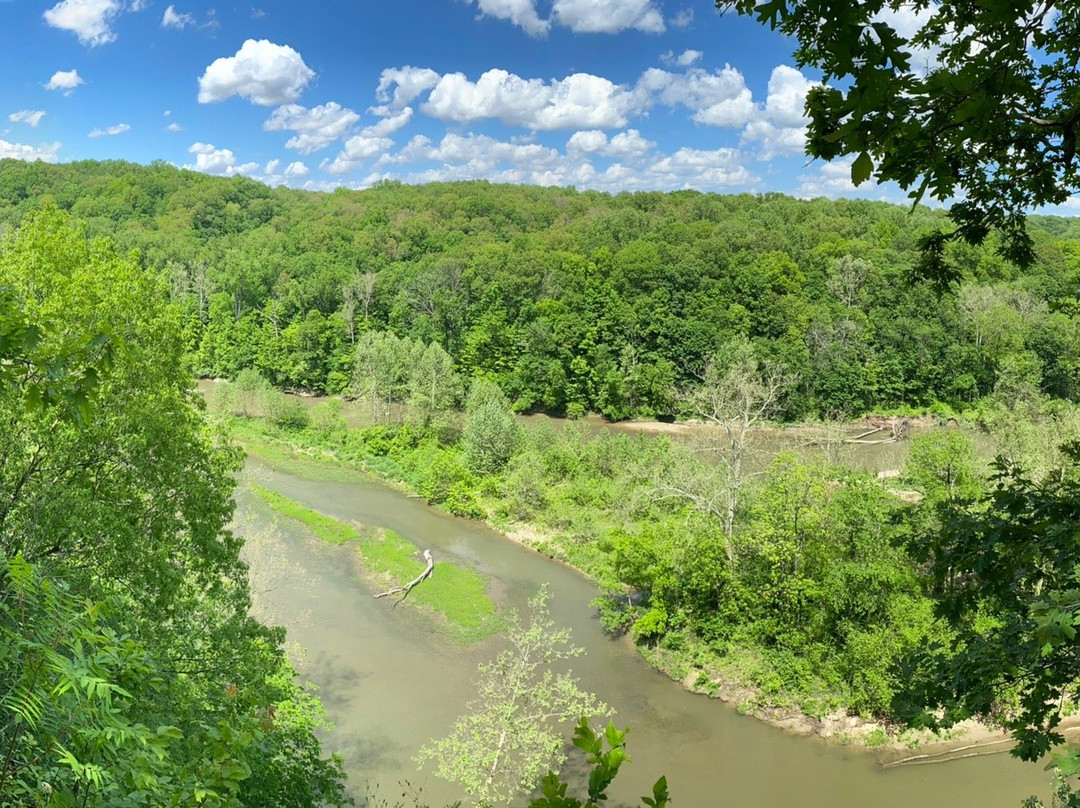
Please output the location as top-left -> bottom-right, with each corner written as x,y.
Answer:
235,457 -> 1050,808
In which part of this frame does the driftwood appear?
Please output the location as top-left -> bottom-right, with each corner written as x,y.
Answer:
842,418 -> 912,445
374,549 -> 434,606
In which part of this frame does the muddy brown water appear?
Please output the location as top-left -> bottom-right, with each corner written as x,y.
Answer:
235,456 -> 1051,808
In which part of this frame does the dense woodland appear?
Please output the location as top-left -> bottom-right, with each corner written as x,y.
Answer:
5,158 -> 1080,420
7,159 -> 1080,805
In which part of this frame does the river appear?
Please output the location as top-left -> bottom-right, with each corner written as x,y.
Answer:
234,455 -> 1051,808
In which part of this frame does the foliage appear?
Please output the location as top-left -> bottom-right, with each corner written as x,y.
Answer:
0,209 -> 349,807
902,444 -> 1080,761
417,587 -> 610,806
721,0 -> 1079,272
7,160 -> 1080,420
463,381 -> 522,476
529,719 -> 669,808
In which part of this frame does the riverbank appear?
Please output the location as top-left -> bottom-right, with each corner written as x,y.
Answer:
220,411 -> 1044,762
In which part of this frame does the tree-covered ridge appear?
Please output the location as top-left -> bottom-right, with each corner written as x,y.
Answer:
4,158 -> 1080,419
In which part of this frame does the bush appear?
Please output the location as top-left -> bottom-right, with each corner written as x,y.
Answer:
266,393 -> 311,431
632,606 -> 669,642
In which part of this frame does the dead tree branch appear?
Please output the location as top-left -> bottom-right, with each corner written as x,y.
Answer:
374,549 -> 434,606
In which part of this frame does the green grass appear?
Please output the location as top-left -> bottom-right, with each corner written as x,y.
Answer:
231,421 -> 369,483
250,484 -> 505,643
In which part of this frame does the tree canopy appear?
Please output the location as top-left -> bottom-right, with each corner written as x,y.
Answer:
721,0 -> 1078,274
0,209 -> 348,807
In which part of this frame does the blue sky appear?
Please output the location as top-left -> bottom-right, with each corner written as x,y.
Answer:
0,0 -> 992,204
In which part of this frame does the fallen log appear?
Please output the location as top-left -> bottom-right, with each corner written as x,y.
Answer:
374,549 -> 434,606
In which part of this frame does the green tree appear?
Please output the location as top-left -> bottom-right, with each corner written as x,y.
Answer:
417,587 -> 610,807
463,380 -> 522,476
903,445 -> 1080,762
0,209 -> 348,807
721,0 -> 1078,271
409,341 -> 462,413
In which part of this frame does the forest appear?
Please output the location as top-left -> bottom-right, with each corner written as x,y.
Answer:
5,158 -> 1080,806
4,157 -> 1080,421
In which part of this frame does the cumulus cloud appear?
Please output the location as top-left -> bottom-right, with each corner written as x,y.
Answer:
284,161 -> 309,178
88,122 -> 130,137
552,0 -> 664,33
458,0 -> 665,36
129,0 -> 147,10
9,110 -> 46,128
641,65 -> 754,127
470,0 -> 550,37
566,128 -> 654,159
422,68 -> 643,130
374,66 -> 441,109
364,130 -> 755,194
165,122 -> 183,132
44,0 -> 122,46
660,49 -> 702,67
184,142 -> 258,176
740,65 -> 816,159
644,146 -> 755,188
162,5 -> 195,28
321,133 -> 395,174
198,40 -> 315,106
45,69 -> 85,93
0,140 -> 62,162
264,101 -> 360,153
363,107 -> 414,137
797,157 -> 859,197
236,159 -> 311,187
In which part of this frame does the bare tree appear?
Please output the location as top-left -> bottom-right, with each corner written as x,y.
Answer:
661,339 -> 793,564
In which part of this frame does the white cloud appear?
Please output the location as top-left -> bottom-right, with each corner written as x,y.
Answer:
161,5 -> 195,29
88,123 -> 130,137
566,128 -> 654,159
45,69 -> 85,94
249,158 -> 311,187
367,131 -> 755,194
797,157 -> 859,197
129,0 -> 147,10
44,0 -> 122,46
469,0 -> 550,37
284,161 -> 309,178
374,66 -> 441,109
552,0 -> 664,34
670,8 -> 693,28
363,107 -> 414,138
660,49 -> 703,67
184,142 -> 258,176
0,140 -> 62,162
9,110 -> 46,128
322,134 -> 395,174
762,64 -> 813,127
740,65 -> 816,159
643,146 -> 755,188
641,65 -> 754,127
198,40 -> 315,106
165,122 -> 183,132
422,68 -> 643,130
264,101 -> 361,153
